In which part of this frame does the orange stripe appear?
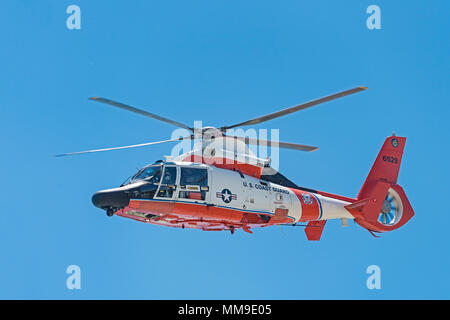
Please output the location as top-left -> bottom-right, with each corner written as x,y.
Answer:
290,189 -> 320,221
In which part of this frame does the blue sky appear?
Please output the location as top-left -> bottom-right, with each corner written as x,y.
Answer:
0,0 -> 449,299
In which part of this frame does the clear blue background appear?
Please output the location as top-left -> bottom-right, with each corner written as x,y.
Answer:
0,0 -> 449,299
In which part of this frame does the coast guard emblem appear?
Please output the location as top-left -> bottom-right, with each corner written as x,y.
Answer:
391,138 -> 399,148
302,193 -> 313,205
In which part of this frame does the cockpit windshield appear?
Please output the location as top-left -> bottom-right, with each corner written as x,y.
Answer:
130,165 -> 162,183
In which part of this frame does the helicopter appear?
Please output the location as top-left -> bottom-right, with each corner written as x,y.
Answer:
57,87 -> 414,240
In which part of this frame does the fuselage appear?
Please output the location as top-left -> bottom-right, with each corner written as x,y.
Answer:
92,160 -> 356,232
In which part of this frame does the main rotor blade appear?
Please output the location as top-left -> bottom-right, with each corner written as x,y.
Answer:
89,97 -> 194,131
223,87 -> 367,130
226,135 -> 318,152
55,136 -> 192,157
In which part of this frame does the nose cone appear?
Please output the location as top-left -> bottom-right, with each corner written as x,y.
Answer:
92,188 -> 130,210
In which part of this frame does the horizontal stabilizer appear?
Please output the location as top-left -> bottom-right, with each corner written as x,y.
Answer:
304,221 -> 326,241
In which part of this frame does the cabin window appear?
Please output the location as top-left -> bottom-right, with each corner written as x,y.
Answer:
180,168 -> 208,187
179,167 -> 208,200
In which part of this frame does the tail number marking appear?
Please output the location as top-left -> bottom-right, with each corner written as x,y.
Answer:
382,155 -> 398,164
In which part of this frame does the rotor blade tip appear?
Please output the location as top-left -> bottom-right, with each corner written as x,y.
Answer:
359,86 -> 368,90
89,97 -> 99,100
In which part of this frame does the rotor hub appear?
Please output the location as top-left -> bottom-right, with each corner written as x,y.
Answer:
195,127 -> 223,141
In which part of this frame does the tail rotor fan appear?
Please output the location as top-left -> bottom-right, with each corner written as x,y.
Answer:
378,188 -> 403,226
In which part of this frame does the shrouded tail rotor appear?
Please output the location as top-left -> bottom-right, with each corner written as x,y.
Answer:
378,188 -> 403,226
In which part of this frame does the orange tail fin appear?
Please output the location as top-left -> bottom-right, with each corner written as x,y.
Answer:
346,135 -> 414,233
358,135 -> 405,200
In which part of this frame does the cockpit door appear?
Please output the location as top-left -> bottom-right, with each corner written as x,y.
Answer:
154,166 -> 178,200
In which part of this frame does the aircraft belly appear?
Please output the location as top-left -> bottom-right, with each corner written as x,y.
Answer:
118,198 -> 277,231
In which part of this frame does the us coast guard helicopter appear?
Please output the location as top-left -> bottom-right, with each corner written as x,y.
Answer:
57,87 -> 414,240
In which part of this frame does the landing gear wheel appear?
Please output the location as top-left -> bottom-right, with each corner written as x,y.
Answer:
106,208 -> 114,217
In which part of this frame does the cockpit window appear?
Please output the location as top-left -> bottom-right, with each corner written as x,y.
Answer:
132,165 -> 162,183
